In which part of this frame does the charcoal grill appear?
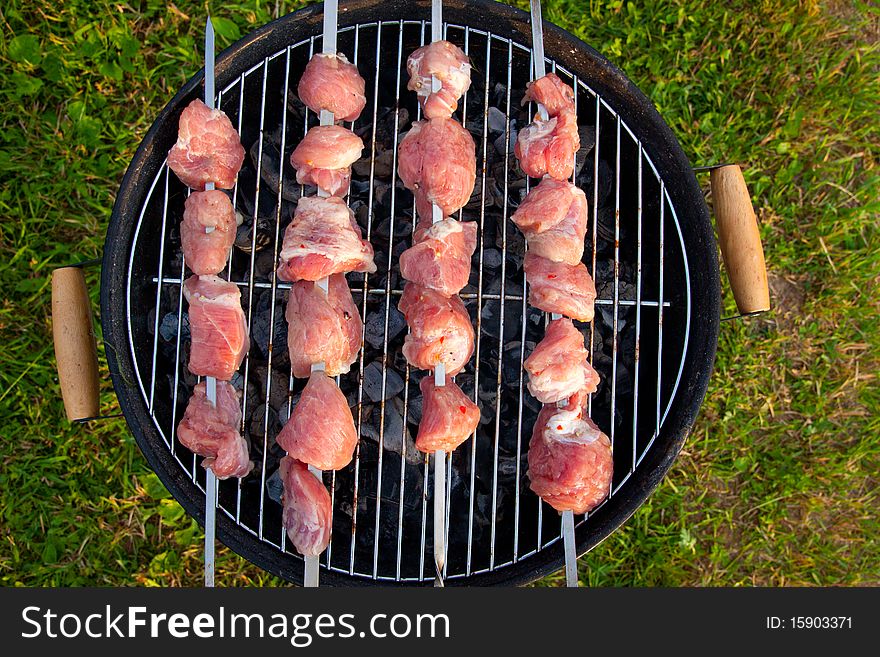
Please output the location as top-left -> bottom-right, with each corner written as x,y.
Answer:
89,0 -> 731,586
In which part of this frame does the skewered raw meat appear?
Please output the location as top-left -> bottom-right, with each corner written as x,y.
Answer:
177,380 -> 252,480
398,118 -> 476,219
183,275 -> 249,380
280,456 -> 332,556
277,370 -> 358,471
180,190 -> 237,276
528,402 -> 612,514
511,177 -> 587,265
166,99 -> 245,190
415,375 -> 480,453
514,108 -> 579,181
406,40 -> 472,120
523,252 -> 596,322
524,318 -> 599,403
523,73 -> 575,118
399,218 -> 477,297
398,283 -> 475,376
297,52 -> 367,123
286,273 -> 363,378
289,125 -> 364,196
277,196 -> 376,282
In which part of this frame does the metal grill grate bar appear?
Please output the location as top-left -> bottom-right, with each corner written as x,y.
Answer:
631,144 -> 643,475
229,79 -> 247,526
488,37 -> 515,571
470,30 -> 493,574
265,45 -> 291,553
149,277 -> 671,310
348,22 -> 384,576
148,168 -> 171,416
369,20 -> 408,580
609,116 -> 621,498
148,277 -> 670,307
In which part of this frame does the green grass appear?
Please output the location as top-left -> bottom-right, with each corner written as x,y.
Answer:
1,0 -> 877,587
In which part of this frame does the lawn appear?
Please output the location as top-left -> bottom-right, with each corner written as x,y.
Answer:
0,0 -> 877,587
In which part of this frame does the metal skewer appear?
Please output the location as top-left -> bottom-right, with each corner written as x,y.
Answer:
203,15 -> 218,589
529,0 -> 550,124
550,307 -> 578,587
300,0 -> 340,589
428,0 -> 449,589
530,0 -> 578,588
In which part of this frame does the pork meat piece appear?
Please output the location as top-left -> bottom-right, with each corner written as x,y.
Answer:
167,99 -> 245,190
524,318 -> 599,403
523,73 -> 575,117
280,457 -> 332,556
289,125 -> 363,196
177,380 -> 252,480
399,218 -> 477,297
183,275 -> 249,380
524,252 -> 596,322
277,371 -> 358,471
511,177 -> 587,265
277,196 -> 376,281
297,52 -> 367,123
514,108 -> 579,181
180,190 -> 237,275
415,375 -> 480,453
398,282 -> 474,376
406,40 -> 472,119
528,403 -> 612,514
287,273 -> 363,378
398,118 -> 476,219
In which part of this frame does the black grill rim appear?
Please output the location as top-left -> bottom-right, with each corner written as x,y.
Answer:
102,0 -> 720,586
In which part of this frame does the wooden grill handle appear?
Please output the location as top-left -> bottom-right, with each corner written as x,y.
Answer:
710,164 -> 771,314
51,267 -> 100,422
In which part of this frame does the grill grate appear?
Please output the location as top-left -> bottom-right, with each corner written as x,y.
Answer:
127,20 -> 691,583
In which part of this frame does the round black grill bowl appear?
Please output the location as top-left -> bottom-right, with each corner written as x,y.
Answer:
102,0 -> 719,586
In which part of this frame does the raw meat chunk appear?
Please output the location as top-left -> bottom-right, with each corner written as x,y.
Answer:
511,177 -> 587,265
289,125 -> 363,196
524,318 -> 599,403
183,275 -> 249,380
528,403 -> 612,514
280,457 -> 332,557
298,52 -> 367,122
406,40 -> 471,119
276,371 -> 358,471
287,273 -> 363,378
399,218 -> 477,297
415,375 -> 480,453
277,196 -> 376,281
514,108 -> 579,181
398,118 -> 476,219
523,73 -> 575,117
180,190 -> 236,276
398,283 -> 475,376
524,252 -> 596,322
177,380 -> 252,480
167,99 -> 245,190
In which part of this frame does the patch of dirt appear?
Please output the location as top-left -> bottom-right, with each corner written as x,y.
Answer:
765,271 -> 807,333
824,0 -> 880,46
